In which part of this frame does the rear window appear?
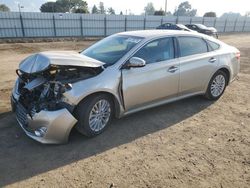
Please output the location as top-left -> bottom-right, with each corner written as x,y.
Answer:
178,36 -> 208,57
206,40 -> 220,51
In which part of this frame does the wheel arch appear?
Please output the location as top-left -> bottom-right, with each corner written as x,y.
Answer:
204,66 -> 231,93
73,91 -> 122,119
217,67 -> 230,85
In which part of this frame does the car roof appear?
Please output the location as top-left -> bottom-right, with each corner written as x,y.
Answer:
117,29 -> 201,38
116,29 -> 223,45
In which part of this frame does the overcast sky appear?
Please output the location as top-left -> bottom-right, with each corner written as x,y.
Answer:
1,0 -> 249,16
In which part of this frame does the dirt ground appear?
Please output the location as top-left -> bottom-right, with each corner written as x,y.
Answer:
0,33 -> 249,188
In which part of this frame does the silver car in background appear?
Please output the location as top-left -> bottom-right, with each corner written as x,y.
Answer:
11,30 -> 240,144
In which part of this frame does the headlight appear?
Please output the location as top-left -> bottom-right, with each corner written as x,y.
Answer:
34,127 -> 47,137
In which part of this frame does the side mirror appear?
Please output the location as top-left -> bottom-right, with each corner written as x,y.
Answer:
125,57 -> 146,68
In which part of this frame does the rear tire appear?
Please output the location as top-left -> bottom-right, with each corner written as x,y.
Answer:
204,70 -> 228,100
75,94 -> 114,137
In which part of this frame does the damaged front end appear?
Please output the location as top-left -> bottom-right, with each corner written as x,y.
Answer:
12,52 -> 103,144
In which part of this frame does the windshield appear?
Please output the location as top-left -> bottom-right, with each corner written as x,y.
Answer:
81,35 -> 143,65
196,24 -> 208,29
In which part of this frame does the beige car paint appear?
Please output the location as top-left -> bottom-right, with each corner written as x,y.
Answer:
12,30 -> 240,144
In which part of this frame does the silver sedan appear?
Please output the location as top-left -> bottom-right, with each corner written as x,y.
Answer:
11,30 -> 240,144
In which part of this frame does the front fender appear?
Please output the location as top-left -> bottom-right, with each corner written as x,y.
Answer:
62,68 -> 124,117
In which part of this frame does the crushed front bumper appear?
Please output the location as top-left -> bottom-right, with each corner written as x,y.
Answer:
11,96 -> 77,144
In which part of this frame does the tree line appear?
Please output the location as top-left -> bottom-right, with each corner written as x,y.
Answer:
40,0 -> 117,15
0,1 -> 249,18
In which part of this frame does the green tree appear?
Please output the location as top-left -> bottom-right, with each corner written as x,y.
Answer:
54,0 -> 72,12
0,4 -> 10,12
203,12 -> 216,17
40,2 -> 58,12
40,0 -> 89,13
71,0 -> 89,13
92,5 -> 99,14
74,7 -> 89,13
154,8 -> 165,16
99,2 -> 105,14
144,2 -> 155,15
120,11 -> 123,15
107,7 -> 115,15
173,1 -> 197,16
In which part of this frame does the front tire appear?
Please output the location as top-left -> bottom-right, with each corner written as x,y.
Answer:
205,70 -> 228,100
75,94 -> 114,137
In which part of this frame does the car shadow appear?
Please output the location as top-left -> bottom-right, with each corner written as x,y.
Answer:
0,96 -> 214,186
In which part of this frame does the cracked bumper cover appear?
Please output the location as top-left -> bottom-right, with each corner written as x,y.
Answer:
12,96 -> 77,144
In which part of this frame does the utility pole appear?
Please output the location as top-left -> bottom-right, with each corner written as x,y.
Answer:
18,3 -> 25,37
18,3 -> 24,13
165,0 -> 168,14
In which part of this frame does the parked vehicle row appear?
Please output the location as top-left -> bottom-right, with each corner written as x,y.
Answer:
12,30 -> 240,144
157,23 -> 218,38
156,23 -> 194,32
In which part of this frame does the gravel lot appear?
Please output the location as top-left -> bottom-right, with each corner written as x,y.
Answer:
0,33 -> 249,188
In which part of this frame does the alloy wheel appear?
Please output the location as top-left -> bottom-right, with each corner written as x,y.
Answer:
210,74 -> 226,97
88,99 -> 111,132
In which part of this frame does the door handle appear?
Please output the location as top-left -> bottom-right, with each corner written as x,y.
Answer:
168,66 -> 178,73
209,57 -> 216,63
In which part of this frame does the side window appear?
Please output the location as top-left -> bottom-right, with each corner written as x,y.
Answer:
191,25 -> 197,29
206,40 -> 220,51
133,38 -> 174,64
178,37 -> 208,57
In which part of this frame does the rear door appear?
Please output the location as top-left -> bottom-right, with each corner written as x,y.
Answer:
121,37 -> 180,111
177,36 -> 219,95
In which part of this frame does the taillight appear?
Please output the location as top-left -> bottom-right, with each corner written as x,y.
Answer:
236,52 -> 240,60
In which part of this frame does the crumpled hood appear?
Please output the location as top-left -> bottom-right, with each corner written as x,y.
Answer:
19,51 -> 104,74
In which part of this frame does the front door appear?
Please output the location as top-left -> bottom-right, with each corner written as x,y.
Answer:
121,37 -> 180,111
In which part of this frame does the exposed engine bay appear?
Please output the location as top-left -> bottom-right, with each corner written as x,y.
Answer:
16,65 -> 103,116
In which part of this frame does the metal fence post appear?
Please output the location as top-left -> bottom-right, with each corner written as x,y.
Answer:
19,14 -> 25,37
125,16 -> 127,31
213,18 -> 217,27
52,14 -> 56,37
223,18 -> 228,32
143,17 -> 146,30
190,17 -> 192,24
14,25 -> 18,37
242,16 -> 247,32
202,17 -> 204,24
233,16 -> 238,32
161,17 -> 163,25
80,15 -> 83,36
176,16 -> 178,24
104,16 -> 107,36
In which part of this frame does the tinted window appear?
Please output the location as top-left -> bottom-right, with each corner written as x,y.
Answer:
133,38 -> 174,64
196,24 -> 208,29
187,25 -> 197,30
82,35 -> 143,65
206,40 -> 220,51
178,37 -> 208,57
